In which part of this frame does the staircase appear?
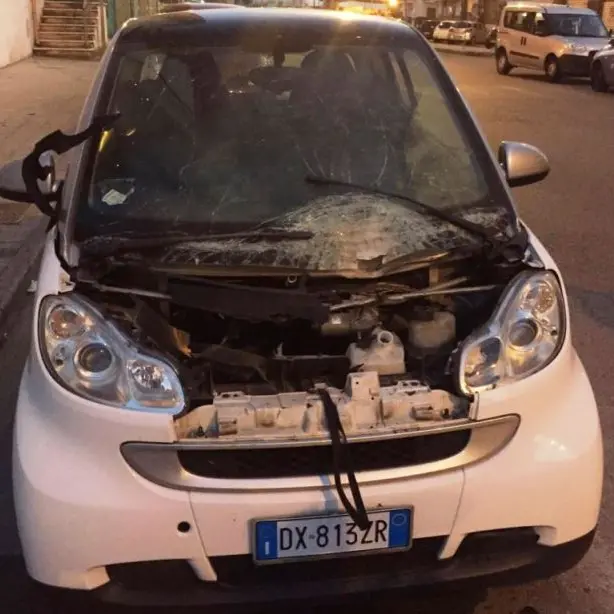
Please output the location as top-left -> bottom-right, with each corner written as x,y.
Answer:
34,0 -> 107,59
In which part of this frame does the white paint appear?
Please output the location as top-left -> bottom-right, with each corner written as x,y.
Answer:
0,0 -> 34,68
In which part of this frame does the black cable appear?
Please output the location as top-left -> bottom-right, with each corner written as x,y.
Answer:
316,388 -> 370,531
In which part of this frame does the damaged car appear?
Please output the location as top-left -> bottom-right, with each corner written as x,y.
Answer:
0,6 -> 603,607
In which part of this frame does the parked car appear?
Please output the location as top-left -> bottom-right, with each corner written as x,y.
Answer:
432,20 -> 454,42
417,18 -> 439,40
448,20 -> 488,45
496,1 -> 611,82
0,7 -> 602,608
589,37 -> 614,91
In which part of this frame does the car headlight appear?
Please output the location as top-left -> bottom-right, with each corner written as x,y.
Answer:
457,270 -> 565,395
39,294 -> 185,414
566,42 -> 588,54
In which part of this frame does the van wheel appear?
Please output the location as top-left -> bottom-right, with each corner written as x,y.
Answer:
496,49 -> 512,75
591,62 -> 608,92
545,55 -> 562,82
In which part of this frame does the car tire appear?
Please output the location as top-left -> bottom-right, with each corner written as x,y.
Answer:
496,49 -> 512,75
590,62 -> 608,93
545,54 -> 562,82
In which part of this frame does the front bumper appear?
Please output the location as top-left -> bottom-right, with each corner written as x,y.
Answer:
13,341 -> 603,602
92,529 -> 596,607
559,53 -> 591,76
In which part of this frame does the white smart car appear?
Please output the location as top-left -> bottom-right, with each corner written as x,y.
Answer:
0,7 -> 603,607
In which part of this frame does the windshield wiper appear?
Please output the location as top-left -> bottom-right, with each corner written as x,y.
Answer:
80,228 -> 314,257
305,174 -> 502,247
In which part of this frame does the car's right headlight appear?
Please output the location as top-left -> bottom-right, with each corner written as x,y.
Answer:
565,42 -> 588,54
38,294 -> 185,414
457,270 -> 566,395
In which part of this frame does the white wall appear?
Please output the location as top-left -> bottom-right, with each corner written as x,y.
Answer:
0,0 -> 35,68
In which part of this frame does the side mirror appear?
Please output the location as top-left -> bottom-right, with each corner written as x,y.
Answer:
0,152 -> 57,204
498,141 -> 550,188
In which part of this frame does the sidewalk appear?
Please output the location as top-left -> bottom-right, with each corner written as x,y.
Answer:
0,56 -> 98,327
431,42 -> 494,57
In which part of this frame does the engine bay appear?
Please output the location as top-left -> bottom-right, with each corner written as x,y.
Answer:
75,253 -> 530,441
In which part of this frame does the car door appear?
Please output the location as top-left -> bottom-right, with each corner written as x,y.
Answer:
524,11 -> 550,70
499,10 -> 522,65
506,10 -> 536,68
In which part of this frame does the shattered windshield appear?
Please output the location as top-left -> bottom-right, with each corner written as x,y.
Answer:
75,22 -> 513,272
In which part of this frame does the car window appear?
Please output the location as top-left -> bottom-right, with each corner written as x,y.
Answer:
546,13 -> 608,37
503,10 -> 535,32
75,30 -> 506,248
438,22 -> 452,28
532,12 -> 546,34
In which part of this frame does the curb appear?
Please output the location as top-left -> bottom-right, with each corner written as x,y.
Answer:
0,217 -> 46,332
431,44 -> 494,58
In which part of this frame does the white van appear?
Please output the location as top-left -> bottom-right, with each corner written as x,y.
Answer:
495,2 -> 612,82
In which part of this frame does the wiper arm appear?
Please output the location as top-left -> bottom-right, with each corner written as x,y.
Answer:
306,175 -> 498,247
80,228 -> 314,257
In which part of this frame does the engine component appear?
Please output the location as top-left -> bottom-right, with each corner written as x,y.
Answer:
175,371 -> 469,441
320,307 -> 379,336
407,310 -> 456,356
346,328 -> 405,375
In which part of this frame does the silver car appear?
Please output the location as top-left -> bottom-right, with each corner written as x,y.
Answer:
590,38 -> 614,92
496,2 -> 612,82
447,21 -> 488,46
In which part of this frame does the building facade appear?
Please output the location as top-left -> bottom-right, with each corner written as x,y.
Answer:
0,0 -> 44,68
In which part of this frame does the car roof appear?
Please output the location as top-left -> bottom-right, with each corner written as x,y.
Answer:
160,2 -> 243,12
503,2 -> 597,15
160,2 -> 244,13
119,7 -> 420,43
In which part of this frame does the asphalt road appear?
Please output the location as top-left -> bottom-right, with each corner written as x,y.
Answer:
1,55 -> 614,614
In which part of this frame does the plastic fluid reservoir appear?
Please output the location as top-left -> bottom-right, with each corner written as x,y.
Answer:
408,311 -> 456,355
346,328 -> 405,376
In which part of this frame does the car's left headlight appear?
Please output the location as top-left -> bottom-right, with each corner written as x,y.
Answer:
38,294 -> 185,414
566,42 -> 588,54
457,270 -> 566,395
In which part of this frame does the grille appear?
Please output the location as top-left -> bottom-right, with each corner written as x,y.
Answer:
177,430 -> 471,479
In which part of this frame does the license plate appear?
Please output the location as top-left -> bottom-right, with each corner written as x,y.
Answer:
253,508 -> 412,564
